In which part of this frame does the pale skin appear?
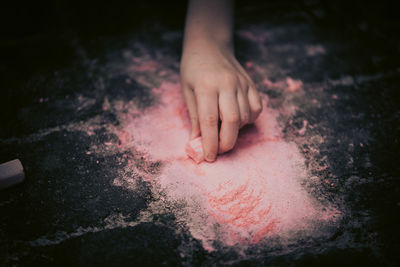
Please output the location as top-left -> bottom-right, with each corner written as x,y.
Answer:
181,0 -> 263,162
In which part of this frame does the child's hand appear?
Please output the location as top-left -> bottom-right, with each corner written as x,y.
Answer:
181,41 -> 262,162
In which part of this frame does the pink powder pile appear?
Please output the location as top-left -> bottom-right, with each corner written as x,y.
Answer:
116,79 -> 340,249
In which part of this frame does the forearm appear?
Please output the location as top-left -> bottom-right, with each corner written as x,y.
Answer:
183,0 -> 234,53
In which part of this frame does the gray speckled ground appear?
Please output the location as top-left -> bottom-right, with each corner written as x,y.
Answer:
1,1 -> 399,266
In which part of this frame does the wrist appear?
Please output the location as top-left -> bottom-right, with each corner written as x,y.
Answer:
182,38 -> 234,59
183,0 -> 234,57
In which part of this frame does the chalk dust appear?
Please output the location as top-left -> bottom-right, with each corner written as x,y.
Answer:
114,77 -> 340,249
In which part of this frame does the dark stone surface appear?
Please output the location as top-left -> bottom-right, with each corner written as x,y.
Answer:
1,1 -> 399,266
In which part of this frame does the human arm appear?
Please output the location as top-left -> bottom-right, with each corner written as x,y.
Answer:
180,0 -> 263,162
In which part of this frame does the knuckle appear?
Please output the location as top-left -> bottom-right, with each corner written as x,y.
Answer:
222,71 -> 236,82
253,103 -> 263,115
190,115 -> 198,123
225,113 -> 240,124
221,72 -> 238,88
220,140 -> 235,153
241,113 -> 250,123
195,75 -> 218,90
249,83 -> 257,91
203,114 -> 219,127
238,77 -> 248,90
226,141 -> 236,151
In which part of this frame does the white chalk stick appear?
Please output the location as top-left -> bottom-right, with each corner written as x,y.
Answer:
0,159 -> 25,190
185,137 -> 204,164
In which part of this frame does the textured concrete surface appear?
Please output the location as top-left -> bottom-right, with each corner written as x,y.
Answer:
1,1 -> 399,266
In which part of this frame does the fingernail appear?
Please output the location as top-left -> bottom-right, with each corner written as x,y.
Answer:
205,153 -> 216,162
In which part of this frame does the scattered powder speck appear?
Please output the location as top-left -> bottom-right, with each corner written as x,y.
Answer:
115,78 -> 340,249
286,77 -> 303,92
237,29 -> 270,44
262,78 -> 285,90
128,57 -> 160,73
298,120 -> 308,136
261,77 -> 303,92
306,45 -> 326,56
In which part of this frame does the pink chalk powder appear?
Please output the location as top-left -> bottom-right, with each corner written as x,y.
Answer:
306,45 -> 326,56
286,77 -> 303,92
237,29 -> 270,44
261,77 -> 303,93
116,78 -> 340,249
129,57 -> 160,73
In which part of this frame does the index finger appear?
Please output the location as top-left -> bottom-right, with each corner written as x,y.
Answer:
196,90 -> 219,162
